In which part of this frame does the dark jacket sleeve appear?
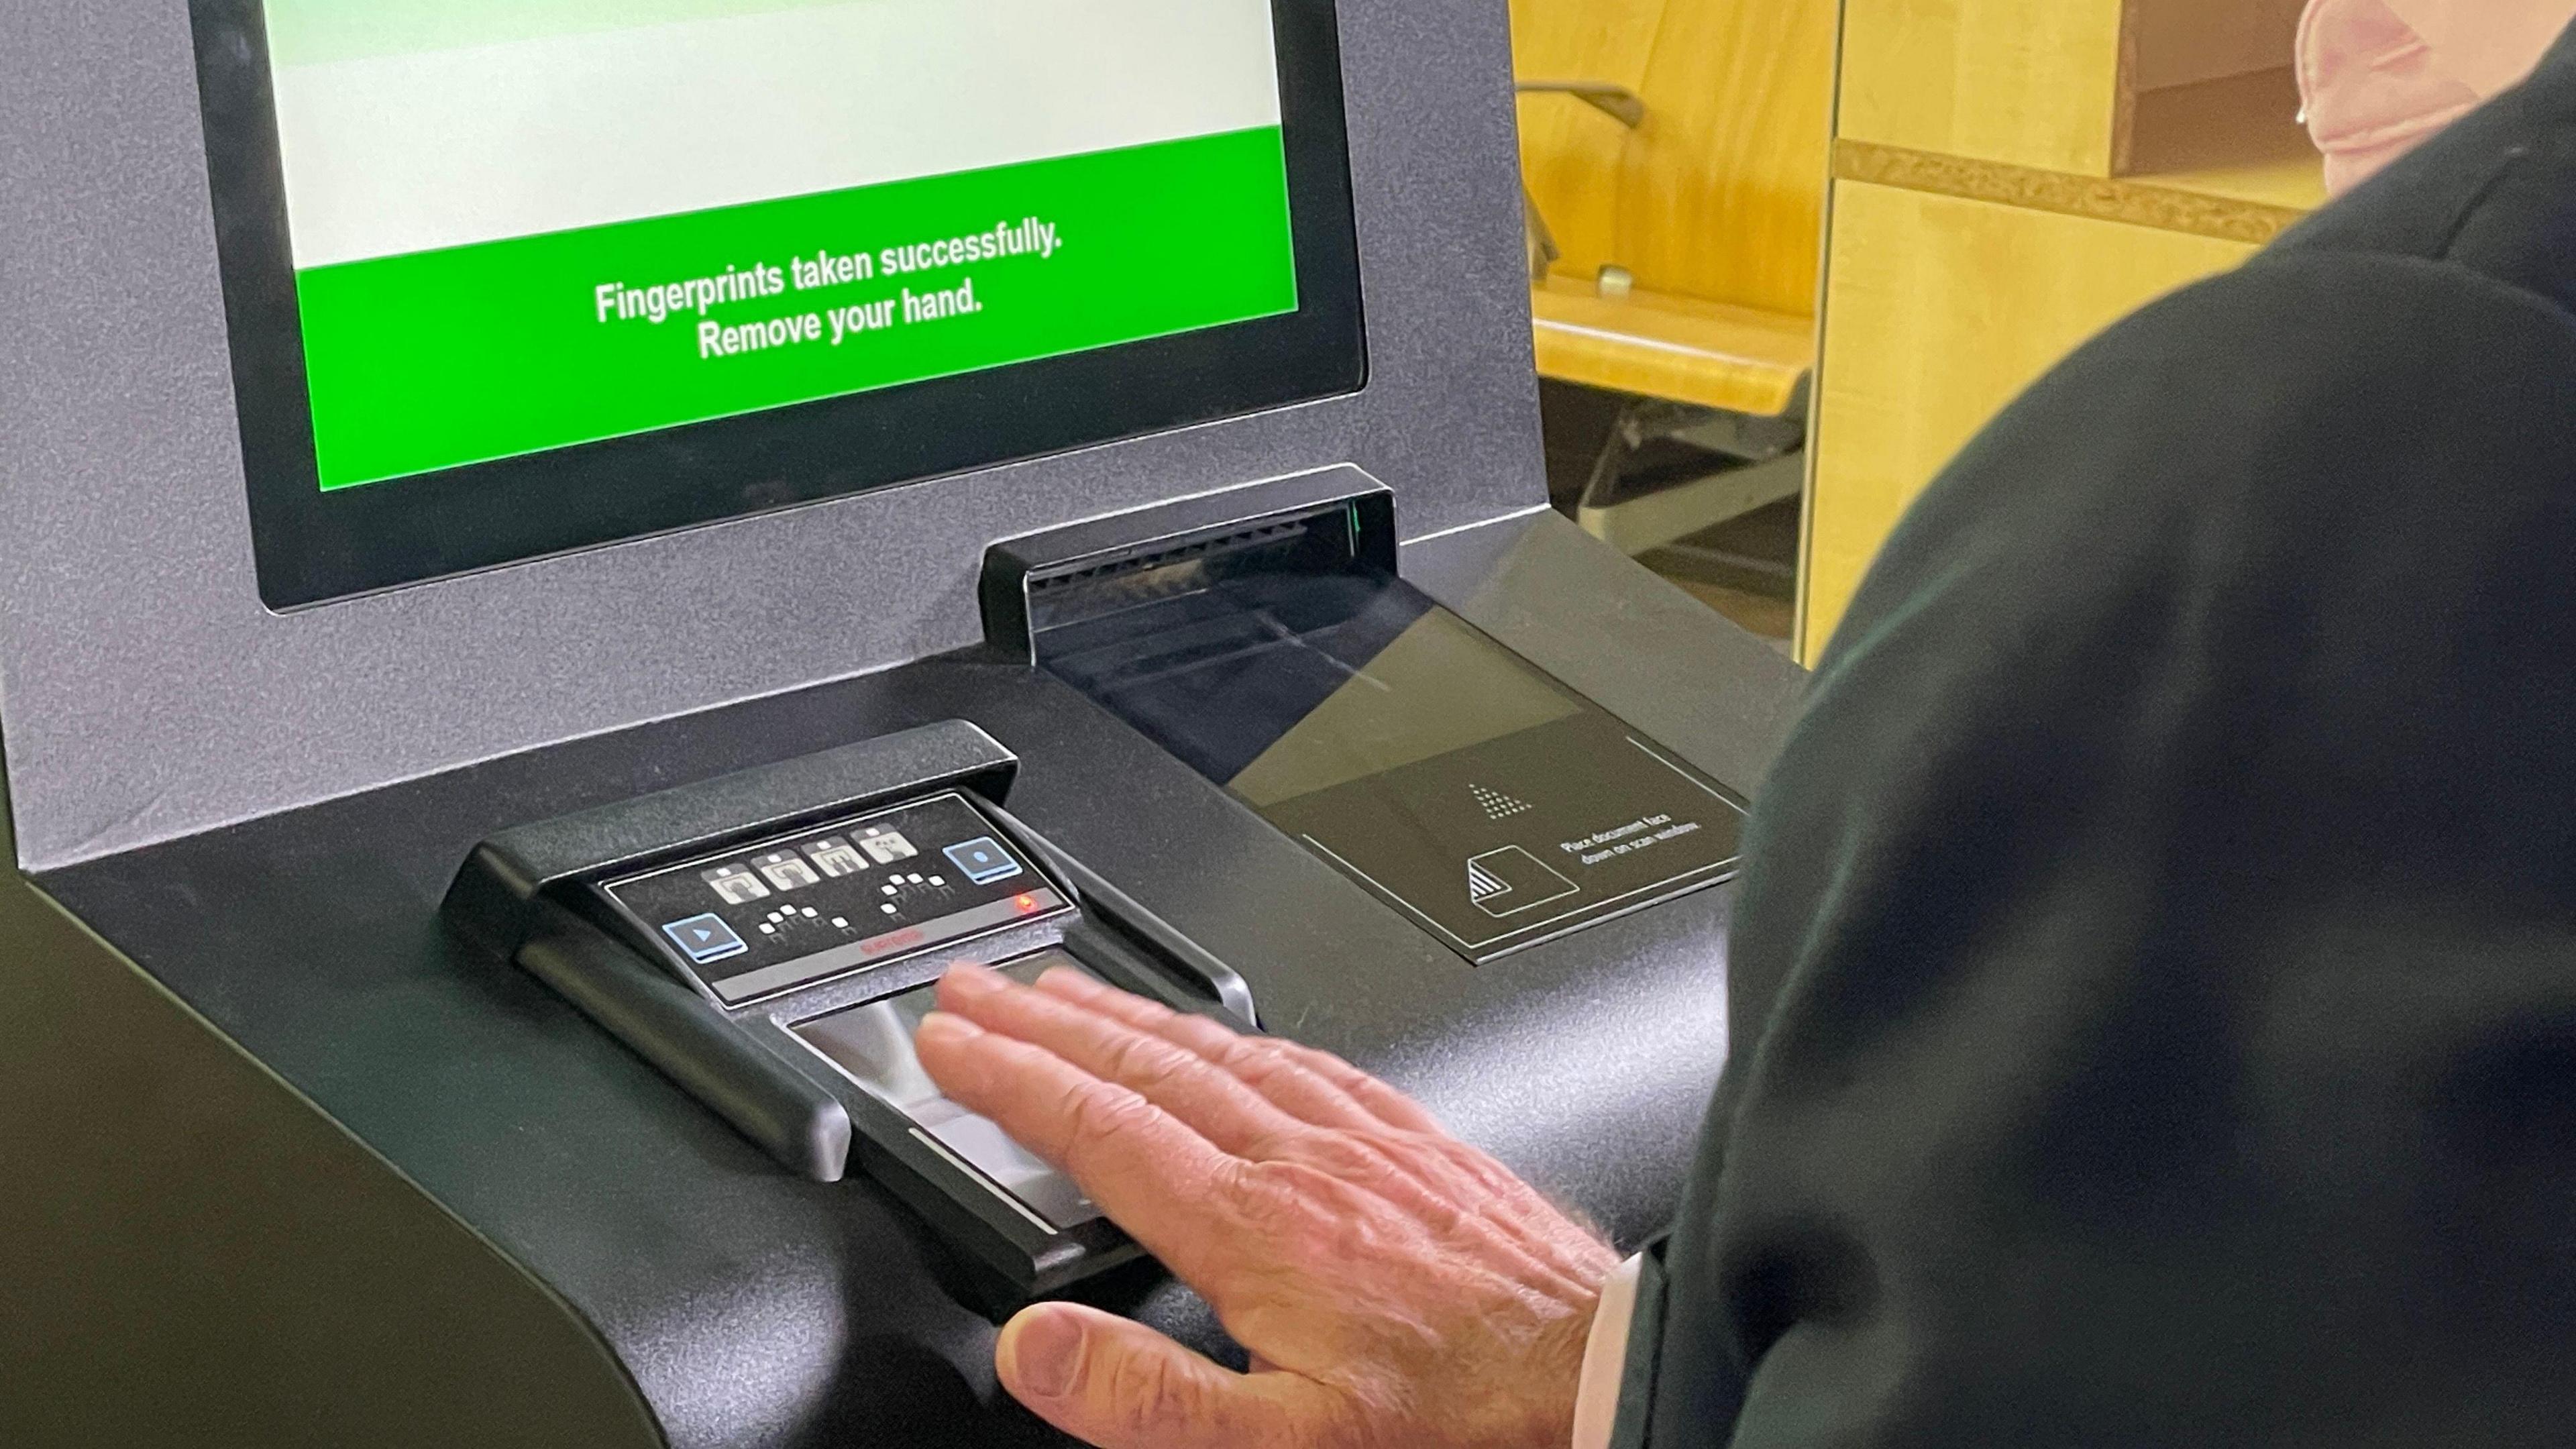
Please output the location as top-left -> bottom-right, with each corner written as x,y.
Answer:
1622,34 -> 2576,1449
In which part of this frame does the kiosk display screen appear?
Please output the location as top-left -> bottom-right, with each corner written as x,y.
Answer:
189,0 -> 1364,606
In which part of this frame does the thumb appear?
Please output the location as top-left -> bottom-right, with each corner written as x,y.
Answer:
996,1302 -> 1322,1449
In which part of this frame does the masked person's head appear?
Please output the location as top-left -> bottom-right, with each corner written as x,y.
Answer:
2300,0 -> 2576,193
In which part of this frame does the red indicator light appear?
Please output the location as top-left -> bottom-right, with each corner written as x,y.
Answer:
1015,894 -> 1038,912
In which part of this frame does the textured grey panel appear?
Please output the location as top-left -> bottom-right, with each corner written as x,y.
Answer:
0,0 -> 1545,870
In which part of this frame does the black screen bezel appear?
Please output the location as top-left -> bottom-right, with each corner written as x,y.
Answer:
186,0 -> 1368,609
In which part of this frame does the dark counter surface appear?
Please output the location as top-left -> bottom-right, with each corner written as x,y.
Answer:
36,515 -> 1805,1448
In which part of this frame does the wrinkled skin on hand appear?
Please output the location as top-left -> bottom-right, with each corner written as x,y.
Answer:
914,962 -> 1619,1449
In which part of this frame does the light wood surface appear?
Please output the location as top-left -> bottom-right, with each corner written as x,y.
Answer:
2126,66 -> 2328,212
1831,140 -> 2305,245
1801,0 -> 2331,662
2131,0 -> 2307,91
1801,181 -> 2257,657
1531,275 -> 1813,416
1837,0 -> 2130,176
1511,0 -> 1836,317
1510,0 -> 1834,414
1511,1 -> 1662,292
1833,68 -> 2324,240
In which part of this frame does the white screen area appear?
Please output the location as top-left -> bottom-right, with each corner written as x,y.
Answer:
266,0 -> 1286,268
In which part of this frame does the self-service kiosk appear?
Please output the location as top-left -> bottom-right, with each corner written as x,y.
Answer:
0,3 -> 1804,1446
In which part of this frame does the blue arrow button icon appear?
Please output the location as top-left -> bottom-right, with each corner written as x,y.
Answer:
662,912 -> 749,965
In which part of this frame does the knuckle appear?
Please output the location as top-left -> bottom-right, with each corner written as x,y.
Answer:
1097,1346 -> 1199,1441
1066,1081 -> 1159,1149
1307,1392 -> 1391,1449
1432,1138 -> 1515,1189
1161,1011 -> 1232,1046
1101,1030 -> 1197,1092
1219,1036 -> 1303,1089
1380,1137 -> 1470,1198
1227,1157 -> 1332,1237
1297,1130 -> 1403,1188
1120,991 -> 1178,1026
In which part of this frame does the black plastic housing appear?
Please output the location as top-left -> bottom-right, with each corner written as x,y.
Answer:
443,720 -> 1021,963
442,718 -> 1260,1309
981,466 -> 1397,661
187,0 -> 1371,608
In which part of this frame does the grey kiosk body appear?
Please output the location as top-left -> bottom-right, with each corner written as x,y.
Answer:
0,3 -> 1805,1446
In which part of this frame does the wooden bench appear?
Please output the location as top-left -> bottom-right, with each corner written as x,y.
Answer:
1511,0 -> 1836,424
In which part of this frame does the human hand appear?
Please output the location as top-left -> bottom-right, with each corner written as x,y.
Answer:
913,963 -> 1619,1449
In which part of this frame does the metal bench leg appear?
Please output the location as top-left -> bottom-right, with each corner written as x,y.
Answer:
1575,383 -> 1809,556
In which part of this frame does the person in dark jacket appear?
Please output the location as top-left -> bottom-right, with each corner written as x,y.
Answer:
911,20 -> 2576,1448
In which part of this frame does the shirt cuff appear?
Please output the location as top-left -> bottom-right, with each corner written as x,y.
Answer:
1571,1253 -> 1645,1449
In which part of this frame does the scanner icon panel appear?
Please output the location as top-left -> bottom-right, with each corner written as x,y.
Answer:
606,793 -> 1072,1006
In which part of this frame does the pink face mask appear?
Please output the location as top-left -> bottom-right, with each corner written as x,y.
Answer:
2298,0 -> 2576,194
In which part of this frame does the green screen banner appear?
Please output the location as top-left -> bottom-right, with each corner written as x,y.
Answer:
296,126 -> 1299,490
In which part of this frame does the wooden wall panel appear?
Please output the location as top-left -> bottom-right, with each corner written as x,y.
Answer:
2132,0 -> 2308,91
1836,0 -> 2129,176
1801,181 -> 2253,657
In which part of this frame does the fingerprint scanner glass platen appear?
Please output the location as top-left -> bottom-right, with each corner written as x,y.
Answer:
791,951 -> 1104,1231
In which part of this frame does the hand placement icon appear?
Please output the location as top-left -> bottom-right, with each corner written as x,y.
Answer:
914,963 -> 1619,1449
